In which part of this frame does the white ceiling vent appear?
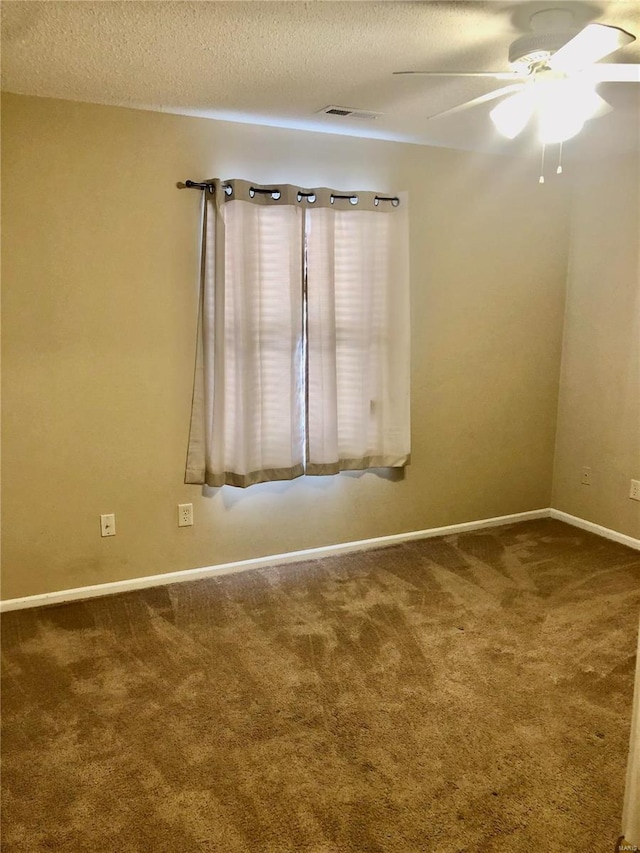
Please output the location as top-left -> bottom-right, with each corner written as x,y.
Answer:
318,106 -> 382,121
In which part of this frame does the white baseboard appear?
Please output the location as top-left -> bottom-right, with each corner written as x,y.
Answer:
0,508 -> 549,613
4,507 -> 635,614
549,509 -> 640,551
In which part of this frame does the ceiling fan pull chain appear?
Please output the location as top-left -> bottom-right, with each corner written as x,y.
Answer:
557,141 -> 564,175
539,144 -> 546,184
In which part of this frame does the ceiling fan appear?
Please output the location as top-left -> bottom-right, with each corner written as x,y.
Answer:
394,8 -> 639,145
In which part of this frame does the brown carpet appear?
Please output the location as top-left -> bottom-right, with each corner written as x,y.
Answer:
2,518 -> 639,852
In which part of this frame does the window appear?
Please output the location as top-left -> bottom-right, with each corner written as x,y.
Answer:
185,179 -> 410,488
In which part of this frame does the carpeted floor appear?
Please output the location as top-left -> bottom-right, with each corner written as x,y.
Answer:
2,518 -> 639,852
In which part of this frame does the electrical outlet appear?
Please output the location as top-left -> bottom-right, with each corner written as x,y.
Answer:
581,467 -> 591,486
100,513 -> 116,537
630,480 -> 640,502
178,503 -> 193,527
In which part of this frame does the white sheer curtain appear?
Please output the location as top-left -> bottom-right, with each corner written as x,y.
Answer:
185,180 -> 409,488
305,191 -> 410,474
185,181 -> 305,487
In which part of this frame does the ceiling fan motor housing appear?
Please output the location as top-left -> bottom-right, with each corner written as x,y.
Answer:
508,30 -> 579,68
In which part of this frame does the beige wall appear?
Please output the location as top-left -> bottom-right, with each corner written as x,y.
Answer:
552,151 -> 640,539
1,94 -> 570,599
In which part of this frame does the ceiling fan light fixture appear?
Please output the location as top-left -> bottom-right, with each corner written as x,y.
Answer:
538,110 -> 584,144
537,91 -> 584,144
568,81 -> 608,121
535,78 -> 600,143
490,89 -> 534,138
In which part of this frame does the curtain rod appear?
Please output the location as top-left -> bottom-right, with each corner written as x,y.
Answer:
179,180 -> 399,205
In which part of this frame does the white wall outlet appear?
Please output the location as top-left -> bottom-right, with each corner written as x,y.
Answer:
581,467 -> 591,486
100,513 -> 116,537
178,503 -> 193,527
630,480 -> 640,501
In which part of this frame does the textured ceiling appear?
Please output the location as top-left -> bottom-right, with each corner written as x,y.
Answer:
2,0 -> 639,155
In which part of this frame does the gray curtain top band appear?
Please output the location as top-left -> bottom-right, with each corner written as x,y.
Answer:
202,178 -> 402,212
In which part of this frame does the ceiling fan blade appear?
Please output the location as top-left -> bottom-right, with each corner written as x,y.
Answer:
579,63 -> 640,83
393,71 -> 527,80
394,71 -> 524,80
549,24 -> 636,72
427,83 -> 525,120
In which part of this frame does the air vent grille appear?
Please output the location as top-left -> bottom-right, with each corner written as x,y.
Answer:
318,106 -> 382,121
